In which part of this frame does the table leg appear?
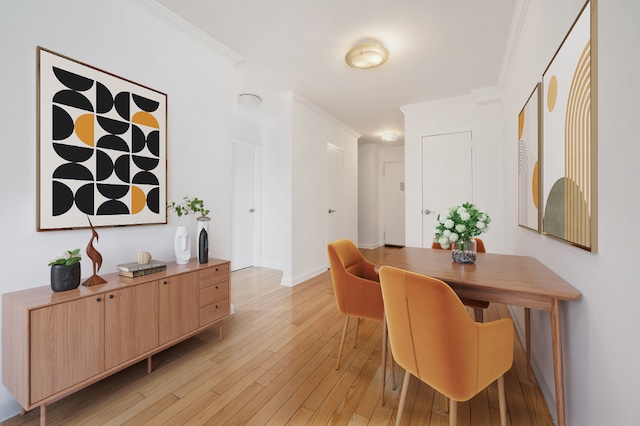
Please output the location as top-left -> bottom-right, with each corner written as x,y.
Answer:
525,307 -> 531,380
551,299 -> 565,426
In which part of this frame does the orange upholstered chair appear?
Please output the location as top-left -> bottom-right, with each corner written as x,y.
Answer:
379,265 -> 514,426
327,239 -> 395,403
432,237 -> 489,322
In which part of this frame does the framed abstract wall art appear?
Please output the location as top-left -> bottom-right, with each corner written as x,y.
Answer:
518,83 -> 541,232
37,47 -> 167,230
542,0 -> 598,251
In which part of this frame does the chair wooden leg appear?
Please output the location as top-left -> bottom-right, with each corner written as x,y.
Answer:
498,375 -> 507,426
474,307 -> 483,322
353,317 -> 360,348
449,399 -> 457,426
396,370 -> 411,426
444,395 -> 449,413
336,316 -> 350,370
382,316 -> 387,405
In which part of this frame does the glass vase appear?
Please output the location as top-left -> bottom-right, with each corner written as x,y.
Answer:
452,238 -> 477,264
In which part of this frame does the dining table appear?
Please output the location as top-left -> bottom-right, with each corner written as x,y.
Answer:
376,247 -> 581,426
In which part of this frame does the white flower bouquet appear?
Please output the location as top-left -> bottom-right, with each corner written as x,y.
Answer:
433,202 -> 491,250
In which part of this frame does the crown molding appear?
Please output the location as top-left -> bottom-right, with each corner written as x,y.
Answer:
129,0 -> 242,64
497,0 -> 531,88
283,91 -> 361,139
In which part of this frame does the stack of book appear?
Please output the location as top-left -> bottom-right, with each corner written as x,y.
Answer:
117,260 -> 167,278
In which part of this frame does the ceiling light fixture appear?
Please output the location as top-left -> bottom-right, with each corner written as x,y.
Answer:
345,40 -> 389,69
238,93 -> 262,109
381,132 -> 397,142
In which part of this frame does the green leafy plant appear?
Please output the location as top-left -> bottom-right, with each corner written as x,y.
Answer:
433,202 -> 491,249
167,196 -> 210,218
48,248 -> 82,266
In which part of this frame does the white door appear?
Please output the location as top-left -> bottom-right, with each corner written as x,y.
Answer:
231,142 -> 257,271
383,161 -> 405,246
326,144 -> 345,245
421,132 -> 473,247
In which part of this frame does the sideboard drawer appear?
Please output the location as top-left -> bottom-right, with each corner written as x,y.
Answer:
200,298 -> 229,325
200,281 -> 229,307
199,264 -> 230,287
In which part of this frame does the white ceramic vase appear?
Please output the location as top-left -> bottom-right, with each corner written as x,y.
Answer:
174,225 -> 191,264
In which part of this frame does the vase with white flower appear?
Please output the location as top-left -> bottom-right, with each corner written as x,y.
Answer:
433,202 -> 491,264
167,196 -> 211,264
48,248 -> 82,292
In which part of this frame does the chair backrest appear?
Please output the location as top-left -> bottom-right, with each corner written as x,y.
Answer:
327,239 -> 382,320
379,265 -> 512,401
431,237 -> 486,253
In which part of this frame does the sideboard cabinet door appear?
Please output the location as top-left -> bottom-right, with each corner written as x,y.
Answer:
105,281 -> 159,369
158,272 -> 199,344
29,296 -> 105,404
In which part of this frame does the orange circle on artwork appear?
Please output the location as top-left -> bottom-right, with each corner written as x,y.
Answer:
518,111 -> 525,140
547,75 -> 558,112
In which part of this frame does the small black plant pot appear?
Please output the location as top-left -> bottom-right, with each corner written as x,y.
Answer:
50,263 -> 81,292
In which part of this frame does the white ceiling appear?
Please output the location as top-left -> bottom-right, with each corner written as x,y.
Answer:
154,0 -> 517,146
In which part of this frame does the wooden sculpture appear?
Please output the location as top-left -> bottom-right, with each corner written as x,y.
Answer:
82,216 -> 107,287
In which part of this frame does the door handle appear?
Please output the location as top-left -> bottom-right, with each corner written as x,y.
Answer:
424,209 -> 433,215
328,209 -> 336,214
249,208 -> 255,213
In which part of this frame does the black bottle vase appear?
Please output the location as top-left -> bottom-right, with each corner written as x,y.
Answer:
50,263 -> 81,292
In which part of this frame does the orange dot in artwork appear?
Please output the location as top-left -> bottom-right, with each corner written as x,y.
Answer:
75,114 -> 94,146
532,160 -> 539,209
132,111 -> 159,129
131,186 -> 146,214
547,75 -> 558,112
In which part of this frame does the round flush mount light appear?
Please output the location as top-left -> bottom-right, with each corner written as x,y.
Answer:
345,40 -> 389,69
238,93 -> 262,109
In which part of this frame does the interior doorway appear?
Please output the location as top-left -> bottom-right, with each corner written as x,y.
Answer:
326,144 -> 345,246
383,161 -> 405,246
421,132 -> 473,247
231,141 -> 258,271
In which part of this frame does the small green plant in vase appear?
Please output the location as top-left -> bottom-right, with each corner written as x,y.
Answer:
48,248 -> 82,292
167,196 -> 211,264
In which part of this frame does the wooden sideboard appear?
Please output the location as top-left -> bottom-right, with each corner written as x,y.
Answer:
2,258 -> 230,425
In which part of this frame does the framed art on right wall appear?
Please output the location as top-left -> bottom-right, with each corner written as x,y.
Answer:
542,0 -> 598,251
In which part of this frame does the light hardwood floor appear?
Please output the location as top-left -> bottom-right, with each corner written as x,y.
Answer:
3,246 -> 554,425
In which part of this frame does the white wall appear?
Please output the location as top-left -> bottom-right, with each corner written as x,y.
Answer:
290,93 -> 360,285
500,0 -> 640,424
358,144 -> 379,249
401,92 -> 505,252
403,1 -> 640,424
0,0 -> 235,419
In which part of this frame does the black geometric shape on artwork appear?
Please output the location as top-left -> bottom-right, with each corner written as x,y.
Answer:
132,126 -> 146,154
132,155 -> 159,171
96,150 -> 114,181
53,90 -> 94,112
75,183 -> 95,215
97,134 -> 129,152
52,105 -> 74,141
114,155 -> 130,183
53,67 -> 94,91
114,92 -> 130,121
132,171 -> 159,185
146,131 -> 160,156
53,143 -> 94,163
52,180 -> 74,216
97,199 -> 129,215
97,116 -> 129,135
53,163 -> 93,180
147,187 -> 160,213
132,94 -> 159,112
97,183 -> 129,199
96,82 -> 113,114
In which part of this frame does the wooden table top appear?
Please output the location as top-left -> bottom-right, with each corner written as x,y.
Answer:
378,248 -> 581,309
